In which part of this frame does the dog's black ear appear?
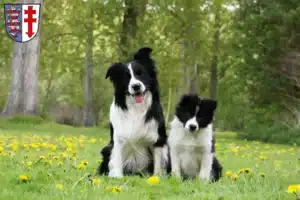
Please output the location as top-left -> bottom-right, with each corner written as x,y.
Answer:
178,94 -> 191,107
105,62 -> 125,82
200,99 -> 217,112
134,47 -> 153,61
178,94 -> 200,107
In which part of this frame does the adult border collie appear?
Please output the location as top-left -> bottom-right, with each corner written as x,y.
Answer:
168,94 -> 222,182
98,47 -> 170,178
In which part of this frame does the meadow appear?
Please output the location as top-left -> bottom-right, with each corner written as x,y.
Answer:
0,119 -> 299,200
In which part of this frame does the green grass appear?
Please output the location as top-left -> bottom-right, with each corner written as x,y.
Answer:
0,120 -> 299,200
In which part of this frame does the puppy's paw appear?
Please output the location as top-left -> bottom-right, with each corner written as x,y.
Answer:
108,170 -> 123,178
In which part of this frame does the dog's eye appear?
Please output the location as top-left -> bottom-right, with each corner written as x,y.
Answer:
126,71 -> 131,77
135,69 -> 142,76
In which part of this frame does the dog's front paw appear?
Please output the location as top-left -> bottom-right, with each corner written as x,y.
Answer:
108,169 -> 123,178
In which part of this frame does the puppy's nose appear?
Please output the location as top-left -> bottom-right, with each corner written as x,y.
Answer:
189,124 -> 197,132
132,83 -> 141,91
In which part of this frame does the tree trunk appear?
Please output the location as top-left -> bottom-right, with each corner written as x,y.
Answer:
189,63 -> 200,93
2,0 -> 43,116
210,8 -> 220,100
83,8 -> 94,127
2,43 -> 25,115
23,0 -> 43,115
120,0 -> 147,61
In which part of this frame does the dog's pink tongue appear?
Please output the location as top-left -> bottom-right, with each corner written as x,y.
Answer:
134,95 -> 144,103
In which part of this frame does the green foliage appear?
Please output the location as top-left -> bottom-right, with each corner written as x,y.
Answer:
6,116 -> 45,125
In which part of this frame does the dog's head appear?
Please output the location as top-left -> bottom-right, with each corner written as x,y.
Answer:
175,94 -> 217,132
105,47 -> 157,104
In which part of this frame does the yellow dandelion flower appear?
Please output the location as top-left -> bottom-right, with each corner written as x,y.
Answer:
260,173 -> 266,178
287,184 -> 300,194
39,156 -> 46,160
92,178 -> 101,185
231,174 -> 239,181
51,145 -> 57,151
147,176 -> 160,185
77,163 -> 86,169
106,186 -> 122,193
238,168 -> 251,174
53,156 -> 59,160
88,138 -> 97,144
82,160 -> 88,166
225,171 -> 233,177
56,184 -> 64,190
230,147 -> 239,153
19,175 -> 28,182
27,161 -> 33,166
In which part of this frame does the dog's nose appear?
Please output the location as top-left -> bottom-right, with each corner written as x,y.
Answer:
132,83 -> 141,91
189,124 -> 197,132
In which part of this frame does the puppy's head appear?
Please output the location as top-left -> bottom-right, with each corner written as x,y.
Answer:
176,94 -> 217,132
105,47 -> 154,104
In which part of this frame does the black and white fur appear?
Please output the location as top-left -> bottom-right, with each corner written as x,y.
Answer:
98,47 -> 170,178
168,94 -> 222,182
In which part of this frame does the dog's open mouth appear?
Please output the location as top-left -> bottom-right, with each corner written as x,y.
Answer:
132,92 -> 145,103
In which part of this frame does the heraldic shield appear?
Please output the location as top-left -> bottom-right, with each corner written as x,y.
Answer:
4,3 -> 41,43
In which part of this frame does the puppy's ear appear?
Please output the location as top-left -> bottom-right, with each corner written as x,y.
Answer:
105,62 -> 125,82
134,47 -> 153,61
178,94 -> 191,107
200,99 -> 217,112
178,94 -> 200,107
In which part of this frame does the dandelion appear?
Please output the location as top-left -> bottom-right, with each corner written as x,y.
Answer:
231,174 -> 239,181
56,184 -> 64,190
287,184 -> 300,194
19,175 -> 28,182
147,176 -> 160,185
51,145 -> 57,151
0,146 -> 4,153
106,186 -> 122,193
225,171 -> 233,177
238,168 -> 251,174
77,163 -> 86,169
260,173 -> 266,178
92,178 -> 101,185
259,155 -> 268,160
27,161 -> 33,166
82,160 -> 88,166
53,156 -> 59,160
231,147 -> 239,153
88,138 -> 97,144
39,156 -> 46,160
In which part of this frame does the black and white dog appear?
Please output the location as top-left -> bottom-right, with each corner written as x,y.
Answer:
98,47 -> 170,178
168,94 -> 222,182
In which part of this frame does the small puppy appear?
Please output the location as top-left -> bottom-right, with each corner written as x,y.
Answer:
168,94 -> 222,182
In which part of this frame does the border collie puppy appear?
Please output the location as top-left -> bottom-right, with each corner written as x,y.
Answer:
168,94 -> 222,182
98,47 -> 170,178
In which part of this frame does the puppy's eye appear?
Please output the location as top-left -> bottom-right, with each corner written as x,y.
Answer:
135,69 -> 142,76
126,71 -> 131,77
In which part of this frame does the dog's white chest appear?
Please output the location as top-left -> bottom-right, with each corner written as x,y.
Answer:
177,134 -> 206,176
109,99 -> 159,173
